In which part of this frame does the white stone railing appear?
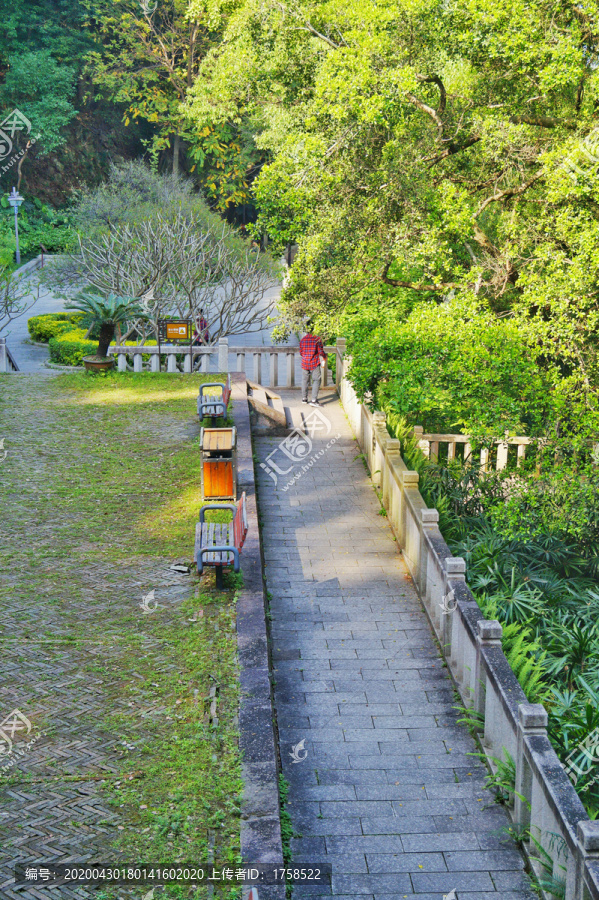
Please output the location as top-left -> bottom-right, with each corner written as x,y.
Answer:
0,337 -> 19,372
108,337 -> 336,387
415,427 -> 532,470
335,339 -> 599,900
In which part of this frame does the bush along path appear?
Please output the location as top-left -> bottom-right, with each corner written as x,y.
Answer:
254,390 -> 534,900
0,373 -> 242,899
391,421 -> 599,820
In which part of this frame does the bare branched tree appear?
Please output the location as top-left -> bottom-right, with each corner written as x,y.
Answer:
0,269 -> 40,336
48,212 -> 281,343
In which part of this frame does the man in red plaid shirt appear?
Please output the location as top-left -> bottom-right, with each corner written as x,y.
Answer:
299,320 -> 327,406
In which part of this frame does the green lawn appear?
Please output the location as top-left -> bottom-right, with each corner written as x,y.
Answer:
0,373 -> 242,899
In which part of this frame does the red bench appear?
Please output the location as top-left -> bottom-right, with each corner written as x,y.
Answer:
197,375 -> 231,423
195,492 -> 248,588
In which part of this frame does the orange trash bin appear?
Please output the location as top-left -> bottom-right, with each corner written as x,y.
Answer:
200,426 -> 237,500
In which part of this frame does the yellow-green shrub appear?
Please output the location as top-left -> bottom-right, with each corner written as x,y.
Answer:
28,312 -> 85,342
49,329 -> 97,366
49,329 -> 158,367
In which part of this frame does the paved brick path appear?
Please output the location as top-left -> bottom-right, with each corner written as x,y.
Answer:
0,377 -> 211,899
255,391 -> 534,900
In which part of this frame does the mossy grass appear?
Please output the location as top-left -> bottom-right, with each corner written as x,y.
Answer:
0,372 -> 243,898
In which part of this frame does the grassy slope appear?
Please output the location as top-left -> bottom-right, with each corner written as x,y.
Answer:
0,373 -> 242,899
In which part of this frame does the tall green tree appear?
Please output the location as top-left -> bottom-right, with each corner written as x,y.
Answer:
87,0 -> 257,208
188,0 -> 599,384
0,0 -> 98,62
0,0 -> 107,189
0,50 -> 77,188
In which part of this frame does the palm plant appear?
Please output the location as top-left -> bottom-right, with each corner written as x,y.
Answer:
65,293 -> 148,359
544,618 -> 599,688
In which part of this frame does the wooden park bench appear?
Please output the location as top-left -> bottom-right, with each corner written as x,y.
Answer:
195,491 -> 248,588
197,376 -> 231,423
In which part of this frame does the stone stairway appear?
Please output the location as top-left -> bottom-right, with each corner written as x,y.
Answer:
254,389 -> 534,900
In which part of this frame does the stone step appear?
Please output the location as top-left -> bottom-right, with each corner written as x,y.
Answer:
251,386 -> 269,407
247,380 -> 287,431
271,395 -> 285,418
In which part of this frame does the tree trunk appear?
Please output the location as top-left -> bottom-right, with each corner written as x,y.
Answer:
16,141 -> 31,192
172,132 -> 180,176
97,323 -> 115,359
77,75 -> 86,105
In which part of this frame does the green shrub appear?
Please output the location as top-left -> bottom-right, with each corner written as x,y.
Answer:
0,195 -> 74,259
49,329 -> 97,366
347,300 -> 552,441
48,328 -> 159,367
28,312 -> 85,342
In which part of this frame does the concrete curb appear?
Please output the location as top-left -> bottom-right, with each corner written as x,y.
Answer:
43,361 -> 81,372
12,253 -> 57,279
230,372 -> 286,900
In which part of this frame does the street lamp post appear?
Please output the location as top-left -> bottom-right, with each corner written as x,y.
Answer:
8,187 -> 24,265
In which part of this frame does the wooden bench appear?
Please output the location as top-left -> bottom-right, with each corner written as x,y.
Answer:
195,491 -> 248,588
197,376 -> 231,423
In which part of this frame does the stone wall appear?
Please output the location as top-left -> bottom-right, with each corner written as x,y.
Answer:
336,342 -> 599,900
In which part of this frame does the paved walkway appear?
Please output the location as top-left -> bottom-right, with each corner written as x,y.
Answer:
4,274 -> 67,374
255,391 -> 533,900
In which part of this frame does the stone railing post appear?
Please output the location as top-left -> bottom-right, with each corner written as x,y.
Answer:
0,337 -> 7,373
183,347 -> 192,373
253,352 -> 262,384
117,352 -> 127,372
133,351 -> 143,373
418,508 -> 439,597
514,703 -> 548,831
286,351 -> 295,387
269,352 -> 278,387
218,337 -> 229,372
443,557 -> 465,657
382,438 -> 401,509
336,337 -> 346,390
474,620 -> 502,733
574,821 -> 599,900
371,411 -> 386,487
151,352 -> 160,373
398,467 -> 418,549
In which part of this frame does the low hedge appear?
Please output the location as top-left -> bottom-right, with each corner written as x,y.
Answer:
49,329 -> 159,367
28,312 -> 85,342
49,329 -> 97,366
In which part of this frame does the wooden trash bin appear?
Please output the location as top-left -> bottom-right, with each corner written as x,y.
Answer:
200,426 -> 237,501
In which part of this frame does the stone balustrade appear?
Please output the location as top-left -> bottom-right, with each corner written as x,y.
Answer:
0,337 -> 20,372
108,338 -> 336,387
336,338 -> 599,900
415,427 -> 532,470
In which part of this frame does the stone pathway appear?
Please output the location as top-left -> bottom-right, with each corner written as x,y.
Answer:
255,391 -> 534,900
4,276 -> 66,374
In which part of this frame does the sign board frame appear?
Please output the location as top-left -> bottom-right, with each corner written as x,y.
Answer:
157,318 -> 193,373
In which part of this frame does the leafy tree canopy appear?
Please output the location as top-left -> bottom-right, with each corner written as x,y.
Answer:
188,0 -> 599,395
0,0 -> 100,65
0,51 -> 77,156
